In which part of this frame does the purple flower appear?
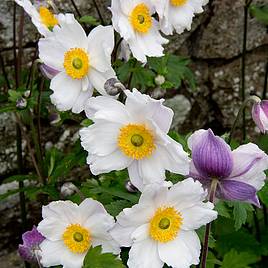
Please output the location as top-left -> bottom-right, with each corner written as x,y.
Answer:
252,100 -> 268,133
39,64 -> 59,80
18,226 -> 45,263
188,129 -> 268,206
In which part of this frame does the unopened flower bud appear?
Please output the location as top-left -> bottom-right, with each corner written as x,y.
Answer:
125,180 -> 138,193
252,100 -> 268,133
23,90 -> 31,98
60,182 -> 77,197
49,113 -> 61,125
155,75 -> 165,86
104,78 -> 126,96
16,98 -> 27,109
39,64 -> 59,80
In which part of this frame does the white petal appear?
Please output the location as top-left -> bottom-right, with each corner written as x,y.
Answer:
39,240 -> 65,267
84,95 -> 129,124
50,72 -> 82,111
128,238 -> 163,268
158,230 -> 201,268
131,223 -> 149,242
127,161 -> 145,191
228,143 -> 268,190
80,122 -> 121,156
78,198 -> 109,225
181,202 -> 217,230
88,149 -> 132,175
125,89 -> 174,133
110,223 -> 136,247
166,178 -> 208,210
71,85 -> 93,114
41,200 -> 79,224
37,217 -> 67,241
88,25 -> 114,72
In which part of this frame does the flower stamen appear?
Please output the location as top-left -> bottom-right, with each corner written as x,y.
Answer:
129,4 -> 152,33
62,224 -> 90,254
39,6 -> 58,30
149,207 -> 183,243
63,48 -> 89,79
118,124 -> 155,160
170,0 -> 187,7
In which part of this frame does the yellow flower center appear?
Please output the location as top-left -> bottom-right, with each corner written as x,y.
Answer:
170,0 -> 187,6
149,207 -> 183,243
62,224 -> 90,254
63,48 -> 90,79
118,124 -> 155,160
129,4 -> 152,33
39,6 -> 58,31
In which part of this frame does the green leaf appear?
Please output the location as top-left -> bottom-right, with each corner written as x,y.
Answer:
0,104 -> 16,113
3,174 -> 37,183
250,4 -> 268,25
258,181 -> 268,206
83,246 -> 125,268
215,201 -> 231,218
79,15 -> 99,25
105,200 -> 132,216
227,201 -> 253,230
221,249 -> 259,268
197,226 -> 216,248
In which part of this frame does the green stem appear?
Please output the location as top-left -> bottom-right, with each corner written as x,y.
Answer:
228,95 -> 260,144
200,179 -> 218,268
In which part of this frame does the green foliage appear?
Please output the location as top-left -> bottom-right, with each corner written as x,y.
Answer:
250,4 -> 268,25
83,246 -> 125,268
79,15 -> 99,25
221,249 -> 259,268
105,199 -> 132,216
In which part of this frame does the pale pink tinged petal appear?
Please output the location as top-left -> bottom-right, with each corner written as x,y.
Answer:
80,122 -> 120,156
128,238 -> 163,268
50,72 -> 82,112
166,178 -> 208,210
89,149 -> 132,175
181,202 -> 217,230
158,230 -> 201,268
228,143 -> 268,190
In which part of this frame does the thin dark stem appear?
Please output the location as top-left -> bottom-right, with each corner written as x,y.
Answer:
253,208 -> 261,242
37,78 -> 44,165
26,47 -> 38,90
262,62 -> 268,99
92,0 -> 105,25
263,202 -> 268,226
200,179 -> 218,268
228,95 -> 260,144
70,0 -> 82,17
112,37 -> 123,63
13,2 -> 19,87
0,53 -> 11,90
240,2 -> 249,142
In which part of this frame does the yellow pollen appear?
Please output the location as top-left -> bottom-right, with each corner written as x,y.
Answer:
129,4 -> 152,33
118,124 -> 155,160
39,6 -> 58,30
62,224 -> 90,254
149,207 -> 183,243
63,48 -> 89,79
170,0 -> 187,6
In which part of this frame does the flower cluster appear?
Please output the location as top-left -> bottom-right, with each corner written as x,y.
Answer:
15,1 -> 268,268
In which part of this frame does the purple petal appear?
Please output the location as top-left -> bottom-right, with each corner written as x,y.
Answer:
191,129 -> 233,179
252,102 -> 265,133
217,180 -> 260,207
261,100 -> 268,117
39,64 -> 59,80
18,245 -> 35,263
22,226 -> 45,248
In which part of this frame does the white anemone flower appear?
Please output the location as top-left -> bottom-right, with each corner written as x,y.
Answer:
110,0 -> 168,63
38,15 -> 116,113
110,178 -> 218,268
15,0 -> 60,36
80,89 -> 189,191
37,198 -> 120,268
153,0 -> 209,35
